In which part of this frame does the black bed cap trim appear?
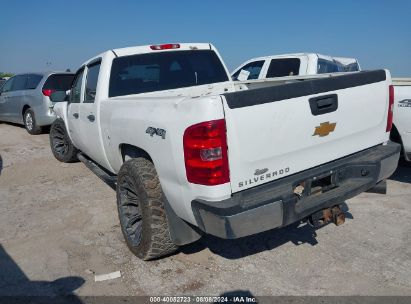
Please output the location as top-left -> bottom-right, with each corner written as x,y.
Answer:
224,70 -> 387,109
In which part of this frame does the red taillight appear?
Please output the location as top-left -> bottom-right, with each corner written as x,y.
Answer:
150,43 -> 180,50
183,119 -> 229,186
42,89 -> 55,97
386,85 -> 394,132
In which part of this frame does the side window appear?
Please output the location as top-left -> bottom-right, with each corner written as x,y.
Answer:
317,59 -> 339,74
232,61 -> 264,80
26,74 -> 43,90
266,58 -> 301,78
84,62 -> 101,103
69,69 -> 84,103
11,75 -> 28,91
1,78 -> 14,92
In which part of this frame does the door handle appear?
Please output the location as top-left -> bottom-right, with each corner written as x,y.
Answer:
73,113 -> 79,119
87,114 -> 95,122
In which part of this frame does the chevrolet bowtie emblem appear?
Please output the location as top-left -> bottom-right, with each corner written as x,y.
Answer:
313,122 -> 336,137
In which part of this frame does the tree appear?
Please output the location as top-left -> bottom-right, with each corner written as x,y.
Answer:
0,72 -> 14,78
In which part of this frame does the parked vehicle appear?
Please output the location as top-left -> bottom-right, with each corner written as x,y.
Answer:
49,43 -> 399,260
0,72 -> 74,134
232,53 -> 409,162
390,78 -> 411,161
231,53 -> 360,81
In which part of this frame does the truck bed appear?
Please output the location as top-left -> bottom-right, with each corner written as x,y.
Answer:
392,78 -> 411,86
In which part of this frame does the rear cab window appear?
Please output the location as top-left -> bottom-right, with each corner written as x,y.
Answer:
109,50 -> 229,97
266,58 -> 301,78
43,74 -> 75,91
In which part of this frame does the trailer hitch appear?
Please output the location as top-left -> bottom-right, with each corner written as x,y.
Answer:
308,205 -> 346,228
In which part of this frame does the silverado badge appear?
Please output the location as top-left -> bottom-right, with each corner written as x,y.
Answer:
313,122 -> 336,137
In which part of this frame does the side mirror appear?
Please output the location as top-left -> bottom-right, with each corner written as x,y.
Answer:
50,91 -> 68,103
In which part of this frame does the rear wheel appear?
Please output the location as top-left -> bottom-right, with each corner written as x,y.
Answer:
23,108 -> 42,135
49,118 -> 79,162
116,158 -> 178,260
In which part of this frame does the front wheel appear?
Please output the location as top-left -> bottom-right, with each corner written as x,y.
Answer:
49,118 -> 79,162
24,108 -> 42,135
116,158 -> 178,260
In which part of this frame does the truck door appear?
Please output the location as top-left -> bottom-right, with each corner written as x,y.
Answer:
76,60 -> 111,169
67,68 -> 85,150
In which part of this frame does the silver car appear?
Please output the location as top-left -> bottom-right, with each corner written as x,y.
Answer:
0,72 -> 74,134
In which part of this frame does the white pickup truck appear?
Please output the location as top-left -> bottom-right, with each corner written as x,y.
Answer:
231,53 -> 360,81
391,78 -> 411,162
233,53 -> 410,162
49,43 -> 399,260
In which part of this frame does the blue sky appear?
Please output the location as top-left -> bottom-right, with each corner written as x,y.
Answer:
0,0 -> 410,76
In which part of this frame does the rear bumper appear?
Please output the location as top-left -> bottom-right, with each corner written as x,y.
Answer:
32,100 -> 57,127
191,142 -> 400,239
35,108 -> 57,126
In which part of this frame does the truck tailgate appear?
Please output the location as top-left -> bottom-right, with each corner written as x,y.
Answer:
222,70 -> 391,193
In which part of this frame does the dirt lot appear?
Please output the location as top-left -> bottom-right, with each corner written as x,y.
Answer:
0,122 -> 411,297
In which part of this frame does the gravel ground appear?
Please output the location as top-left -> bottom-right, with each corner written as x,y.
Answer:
0,122 -> 410,297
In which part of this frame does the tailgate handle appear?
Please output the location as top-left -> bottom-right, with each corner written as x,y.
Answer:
309,94 -> 338,116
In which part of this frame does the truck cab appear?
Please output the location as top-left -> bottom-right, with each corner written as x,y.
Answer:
231,53 -> 360,81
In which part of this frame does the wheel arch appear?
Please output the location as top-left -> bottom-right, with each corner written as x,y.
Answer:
390,124 -> 403,147
390,124 -> 407,159
22,104 -> 31,117
119,144 -> 152,163
118,143 -> 202,246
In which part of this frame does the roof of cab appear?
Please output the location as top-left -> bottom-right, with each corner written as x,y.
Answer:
10,71 -> 74,77
241,53 -> 357,61
112,43 -> 213,57
82,43 -> 214,66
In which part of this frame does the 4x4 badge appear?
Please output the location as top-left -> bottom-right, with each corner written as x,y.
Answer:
313,122 -> 336,137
